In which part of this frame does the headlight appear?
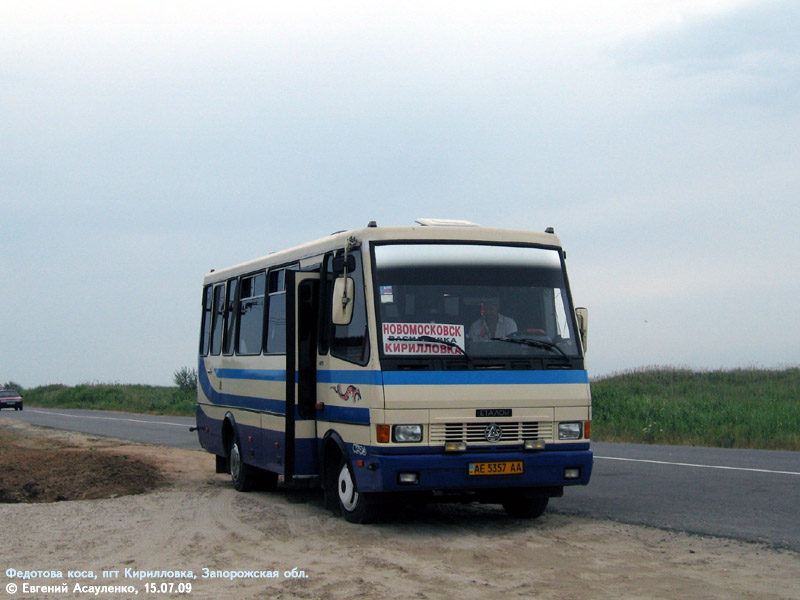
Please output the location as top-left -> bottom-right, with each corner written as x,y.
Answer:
558,422 -> 582,440
392,425 -> 423,443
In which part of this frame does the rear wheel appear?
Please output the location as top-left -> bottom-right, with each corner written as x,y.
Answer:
229,435 -> 255,492
335,457 -> 378,524
502,492 -> 549,518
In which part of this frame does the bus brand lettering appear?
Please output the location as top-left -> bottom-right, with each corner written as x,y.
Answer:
476,409 -> 512,418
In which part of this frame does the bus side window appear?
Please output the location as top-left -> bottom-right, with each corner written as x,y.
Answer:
199,285 -> 213,356
238,272 -> 265,355
223,278 -> 238,355
210,283 -> 225,355
329,250 -> 370,365
266,269 -> 287,354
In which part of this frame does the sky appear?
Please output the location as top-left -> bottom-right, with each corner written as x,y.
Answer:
2,0 -> 799,387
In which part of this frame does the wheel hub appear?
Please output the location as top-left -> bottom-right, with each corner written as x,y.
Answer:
337,463 -> 359,511
230,443 -> 241,479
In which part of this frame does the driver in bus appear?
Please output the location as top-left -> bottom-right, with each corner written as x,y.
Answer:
469,300 -> 517,341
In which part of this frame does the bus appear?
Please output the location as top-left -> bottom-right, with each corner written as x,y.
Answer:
195,219 -> 592,523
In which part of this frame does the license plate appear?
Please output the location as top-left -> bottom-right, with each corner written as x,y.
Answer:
468,461 -> 523,476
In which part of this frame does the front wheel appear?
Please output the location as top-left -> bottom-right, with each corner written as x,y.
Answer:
335,457 -> 378,524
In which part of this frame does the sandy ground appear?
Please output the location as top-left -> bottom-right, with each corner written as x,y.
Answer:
1,421 -> 799,600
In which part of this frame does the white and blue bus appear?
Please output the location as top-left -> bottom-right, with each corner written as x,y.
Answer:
195,219 -> 592,522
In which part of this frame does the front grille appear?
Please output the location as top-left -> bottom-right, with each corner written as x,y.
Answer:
430,422 -> 553,445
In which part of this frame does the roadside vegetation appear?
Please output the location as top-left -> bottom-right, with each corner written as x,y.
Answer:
592,367 -> 800,451
8,368 -> 198,417
6,367 -> 799,450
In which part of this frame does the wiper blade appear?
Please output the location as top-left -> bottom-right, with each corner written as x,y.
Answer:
387,335 -> 472,364
491,336 -> 571,362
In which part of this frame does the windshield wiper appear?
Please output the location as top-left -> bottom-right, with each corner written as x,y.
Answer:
387,335 -> 472,365
491,336 -> 571,363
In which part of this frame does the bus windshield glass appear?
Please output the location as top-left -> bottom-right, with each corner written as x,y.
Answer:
372,243 -> 581,364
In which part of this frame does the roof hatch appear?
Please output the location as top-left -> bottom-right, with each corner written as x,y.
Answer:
414,218 -> 481,227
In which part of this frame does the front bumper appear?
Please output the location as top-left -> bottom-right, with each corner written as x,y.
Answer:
351,446 -> 593,493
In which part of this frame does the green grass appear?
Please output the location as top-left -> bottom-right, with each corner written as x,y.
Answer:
591,367 -> 800,450
22,384 -> 196,417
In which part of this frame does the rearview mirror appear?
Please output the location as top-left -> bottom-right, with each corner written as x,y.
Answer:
575,307 -> 588,353
332,254 -> 356,275
332,277 -> 355,325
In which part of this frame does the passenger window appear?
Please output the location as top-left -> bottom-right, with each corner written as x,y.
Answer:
238,272 -> 265,355
210,284 -> 225,355
200,285 -> 213,356
266,269 -> 287,354
223,278 -> 238,355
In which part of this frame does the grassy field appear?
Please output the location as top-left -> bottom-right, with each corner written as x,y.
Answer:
591,367 -> 800,450
20,384 -> 196,417
11,367 -> 800,450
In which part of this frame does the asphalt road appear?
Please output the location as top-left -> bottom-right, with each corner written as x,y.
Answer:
552,441 -> 800,551
3,407 -> 799,550
1,407 -> 200,449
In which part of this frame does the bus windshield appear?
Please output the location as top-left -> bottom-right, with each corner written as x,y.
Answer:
372,243 -> 582,365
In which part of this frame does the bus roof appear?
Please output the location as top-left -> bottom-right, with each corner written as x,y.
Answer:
203,221 -> 564,284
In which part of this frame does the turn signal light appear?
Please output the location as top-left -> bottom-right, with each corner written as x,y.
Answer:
584,421 -> 591,440
376,424 -> 391,444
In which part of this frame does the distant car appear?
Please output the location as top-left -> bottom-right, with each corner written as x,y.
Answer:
0,389 -> 23,411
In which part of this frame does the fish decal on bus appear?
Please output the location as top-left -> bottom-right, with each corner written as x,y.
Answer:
330,384 -> 362,403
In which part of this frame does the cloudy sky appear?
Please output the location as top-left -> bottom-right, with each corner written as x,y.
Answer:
2,0 -> 798,387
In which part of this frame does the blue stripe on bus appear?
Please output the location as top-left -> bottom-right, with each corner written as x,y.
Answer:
198,363 -> 371,424
205,365 -> 586,388
381,370 -> 589,386
212,368 -> 383,386
318,404 -> 370,425
317,370 -> 383,385
199,362 -> 289,414
204,363 -> 586,388
214,368 -> 286,382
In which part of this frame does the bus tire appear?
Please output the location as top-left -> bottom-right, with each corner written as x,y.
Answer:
502,492 -> 549,518
335,456 -> 378,524
229,434 -> 255,492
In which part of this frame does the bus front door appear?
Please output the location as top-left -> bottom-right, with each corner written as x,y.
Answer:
284,271 -> 320,485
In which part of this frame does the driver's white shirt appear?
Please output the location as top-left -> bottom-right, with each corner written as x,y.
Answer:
469,314 -> 518,341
